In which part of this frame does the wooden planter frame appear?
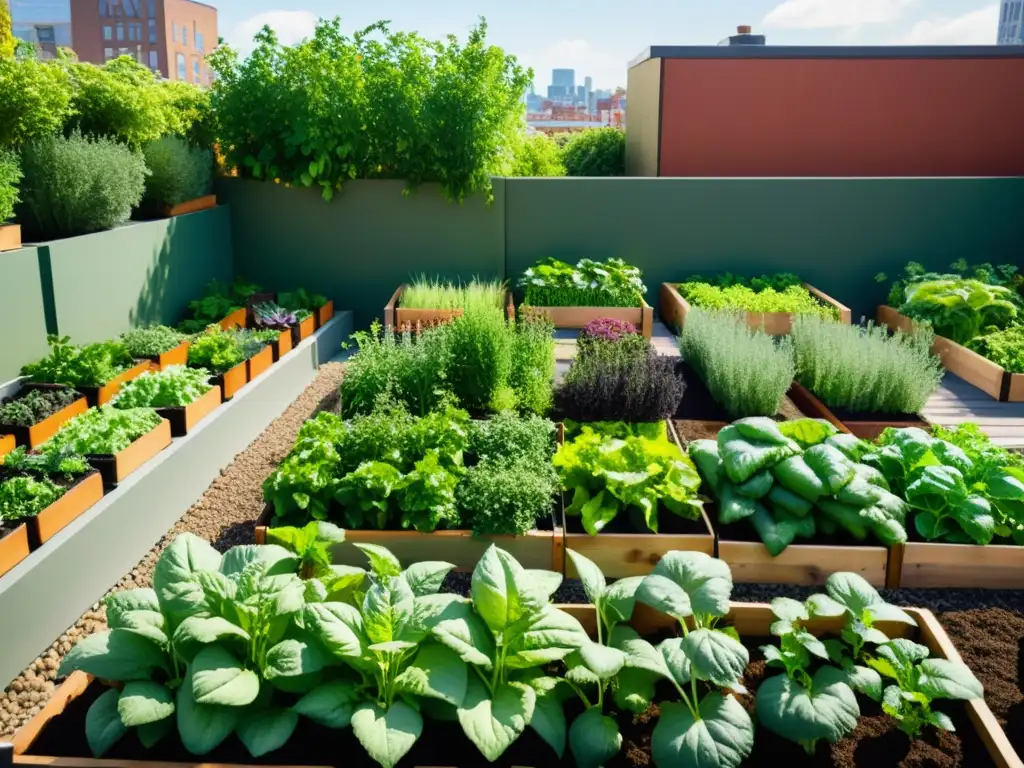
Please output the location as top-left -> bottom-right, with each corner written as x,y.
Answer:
163,194 -> 216,218
246,346 -> 274,382
0,523 -> 29,579
787,380 -> 930,441
155,386 -> 222,438
314,300 -> 335,329
0,222 -> 22,253
209,360 -> 248,401
889,539 -> 1024,590
86,419 -> 172,486
0,386 -> 89,449
76,361 -> 152,407
268,329 -> 292,362
384,284 -> 517,331
143,340 -> 190,371
217,308 -> 247,331
877,306 -> 1024,402
660,281 -> 852,335
526,301 -> 653,339
292,315 -> 315,344
12,602 -> 1020,768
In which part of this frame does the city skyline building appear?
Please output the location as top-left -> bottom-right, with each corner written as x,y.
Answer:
998,0 -> 1024,43
10,0 -> 72,58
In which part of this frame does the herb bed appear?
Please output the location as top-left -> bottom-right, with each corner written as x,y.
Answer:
384,283 -> 516,330
77,361 -> 152,407
85,418 -> 172,486
0,385 -> 89,449
155,386 -> 223,438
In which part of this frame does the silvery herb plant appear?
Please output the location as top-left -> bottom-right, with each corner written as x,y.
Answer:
633,551 -> 755,768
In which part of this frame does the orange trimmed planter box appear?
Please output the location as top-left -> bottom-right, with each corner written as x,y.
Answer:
163,194 -> 216,218
877,305 -> 1024,402
209,360 -> 248,401
269,328 -> 292,361
0,385 -> 89,449
217,307 -> 247,331
27,471 -> 104,546
291,314 -> 316,344
384,284 -> 516,331
787,379 -> 929,441
143,339 -> 190,371
155,386 -> 222,438
255,503 -> 561,572
0,522 -> 30,579
314,299 -> 335,329
76,361 -> 151,407
86,418 -> 172,485
526,300 -> 653,338
1,432 -> 17,460
660,281 -> 852,335
246,345 -> 274,382
0,222 -> 22,253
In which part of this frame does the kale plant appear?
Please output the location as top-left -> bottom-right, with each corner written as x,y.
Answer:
253,301 -> 297,331
0,387 -> 79,427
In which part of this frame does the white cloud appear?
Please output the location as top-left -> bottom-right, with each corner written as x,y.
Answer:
764,0 -> 918,29
896,4 -> 999,44
517,39 -> 629,93
227,11 -> 317,54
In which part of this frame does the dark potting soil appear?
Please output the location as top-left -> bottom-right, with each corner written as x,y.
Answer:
819,401 -> 925,427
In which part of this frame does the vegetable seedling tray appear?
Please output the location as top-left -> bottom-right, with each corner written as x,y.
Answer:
76,361 -> 152,407
163,193 -> 216,218
246,345 -> 274,382
12,602 -> 1019,768
155,386 -> 223,438
86,419 -> 172,486
660,281 -> 852,336
384,284 -> 516,331
0,385 -> 88,449
314,300 -> 335,329
142,340 -> 190,371
877,306 -> 1024,402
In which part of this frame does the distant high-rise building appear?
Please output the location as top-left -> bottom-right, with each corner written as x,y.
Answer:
998,0 -> 1024,43
576,84 -> 585,103
11,0 -> 73,58
552,68 -> 575,91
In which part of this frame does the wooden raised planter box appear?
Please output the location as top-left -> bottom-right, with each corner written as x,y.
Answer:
878,306 -> 1024,402
86,419 -> 172,486
75,361 -> 151,407
254,502 -> 562,572
384,284 -> 516,330
527,301 -> 653,339
13,602 -> 1020,768
163,194 -> 216,218
0,222 -> 22,253
0,386 -> 89,449
291,315 -> 315,345
890,538 -> 1024,590
209,360 -> 248,401
660,281 -> 852,335
0,472 -> 104,580
155,386 -> 222,438
787,380 -> 930,441
268,328 -> 292,362
0,434 -> 14,460
246,345 -> 274,382
142,340 -> 190,371
314,300 -> 335,329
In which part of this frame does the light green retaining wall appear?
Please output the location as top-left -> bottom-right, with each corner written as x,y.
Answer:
0,246 -> 51,383
41,206 -> 234,345
217,178 -> 506,329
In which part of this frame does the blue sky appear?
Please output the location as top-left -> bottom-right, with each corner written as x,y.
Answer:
215,0 -> 1002,90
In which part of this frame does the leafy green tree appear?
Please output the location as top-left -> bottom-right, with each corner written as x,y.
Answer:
0,0 -> 14,59
0,53 -> 75,148
509,133 -> 565,177
561,127 -> 626,177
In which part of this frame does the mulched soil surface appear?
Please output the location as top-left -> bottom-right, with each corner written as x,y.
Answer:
0,363 -> 345,740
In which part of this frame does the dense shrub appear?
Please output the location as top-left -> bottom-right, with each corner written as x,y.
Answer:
0,0 -> 14,59
120,325 -> 187,358
457,458 -> 558,535
0,53 -> 75,148
509,133 -> 565,177
681,308 -> 795,418
679,281 -> 837,319
141,135 -> 212,210
159,79 -> 215,148
468,410 -> 556,465
208,18 -> 531,202
446,306 -> 514,412
17,132 -> 148,239
0,148 -> 20,222
509,313 -> 556,414
560,127 -> 625,176
521,257 -> 647,308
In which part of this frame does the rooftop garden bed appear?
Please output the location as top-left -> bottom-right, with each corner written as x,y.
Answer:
384,277 -> 514,330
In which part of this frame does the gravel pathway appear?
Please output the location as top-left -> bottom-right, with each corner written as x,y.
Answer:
0,364 -> 345,739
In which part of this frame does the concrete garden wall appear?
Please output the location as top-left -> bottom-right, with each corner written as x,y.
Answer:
0,246 -> 52,384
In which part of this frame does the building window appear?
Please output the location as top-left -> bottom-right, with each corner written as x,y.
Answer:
196,31 -> 204,52
149,50 -> 158,71
104,47 -> 114,60
181,25 -> 188,47
171,23 -> 177,42
99,0 -> 106,16
103,25 -> 112,40
118,47 -> 130,56
192,56 -> 200,83
176,52 -> 186,81
116,23 -> 124,40
36,26 -> 56,43
148,19 -> 156,43
147,0 -> 156,16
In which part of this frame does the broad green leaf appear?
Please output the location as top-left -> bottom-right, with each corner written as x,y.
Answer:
237,707 -> 299,758
613,666 -> 657,713
105,588 -> 160,621
770,597 -> 809,623
471,545 -> 545,634
866,602 -> 917,626
826,572 -> 881,616
363,577 -> 415,645
304,602 -> 368,664
756,667 -> 859,746
930,711 -> 956,731
402,561 -> 455,596
58,629 -> 168,681
264,637 -> 332,683
792,629 -> 830,661
172,616 -> 250,663
652,694 -> 753,768
845,665 -> 883,702
191,645 -> 260,706
117,681 -> 174,727
610,625 -> 671,680
394,643 -> 468,705
750,504 -> 803,556
565,651 -> 601,685
353,542 -> 403,578
530,687 -> 567,758
176,672 -> 239,755
577,642 -> 627,680
457,676 -> 536,762
567,549 -> 607,605
527,569 -> 564,599
717,483 -> 758,524
636,551 -> 732,620
779,419 -> 839,448
682,629 -> 748,686
581,489 -> 620,535
85,688 -> 127,757
767,484 -> 815,518
292,680 -> 358,728
877,638 -> 930,671
351,702 -> 423,768
219,544 -> 295,576
806,593 -> 846,618
432,603 -> 495,670
506,605 -> 590,668
657,637 -> 692,687
137,717 -> 174,749
110,610 -> 168,647
601,576 -> 644,625
569,707 -> 622,768
803,444 -> 856,495
771,455 -> 828,502
719,419 -> 799,483
153,534 -> 221,615
917,659 -> 983,701
734,470 -> 773,500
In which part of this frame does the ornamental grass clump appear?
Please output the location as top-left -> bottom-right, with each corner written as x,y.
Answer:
400,276 -> 506,312
792,316 -> 943,415
681,308 -> 795,419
